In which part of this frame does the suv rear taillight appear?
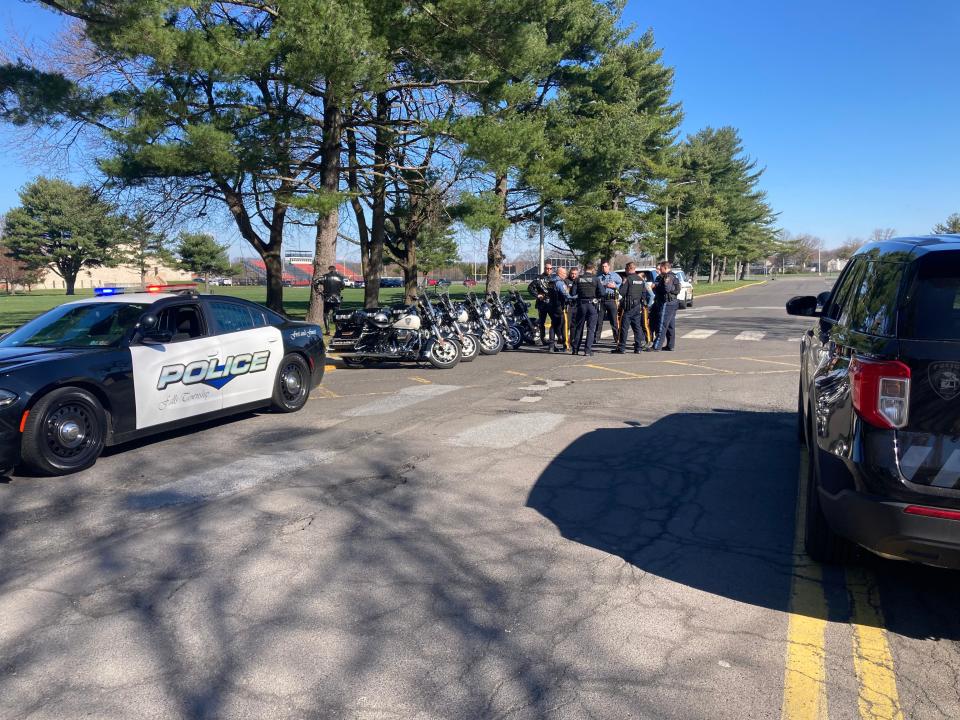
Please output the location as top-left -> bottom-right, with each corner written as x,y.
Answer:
849,357 -> 911,429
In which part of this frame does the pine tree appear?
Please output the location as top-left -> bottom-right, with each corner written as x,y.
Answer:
2,177 -> 123,294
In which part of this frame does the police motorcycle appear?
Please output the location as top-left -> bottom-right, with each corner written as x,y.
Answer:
431,282 -> 480,362
503,284 -> 541,349
331,289 -> 461,369
485,291 -> 522,351
463,292 -> 505,355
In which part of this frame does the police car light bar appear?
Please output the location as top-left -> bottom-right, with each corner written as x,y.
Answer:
94,283 -> 198,296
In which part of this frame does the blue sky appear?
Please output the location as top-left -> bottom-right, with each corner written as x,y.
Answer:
0,0 -> 957,252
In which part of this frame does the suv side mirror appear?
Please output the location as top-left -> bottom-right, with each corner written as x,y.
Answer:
786,295 -> 820,317
816,291 -> 831,311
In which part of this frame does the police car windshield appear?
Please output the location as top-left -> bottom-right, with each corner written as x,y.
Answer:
0,302 -> 149,349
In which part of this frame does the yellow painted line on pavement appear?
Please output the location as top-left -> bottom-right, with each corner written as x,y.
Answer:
663,359 -> 736,374
847,568 -> 904,720
312,386 -> 340,399
324,364 -> 338,372
740,356 -> 800,368
583,363 -> 649,379
781,450 -> 830,720
408,376 -> 432,384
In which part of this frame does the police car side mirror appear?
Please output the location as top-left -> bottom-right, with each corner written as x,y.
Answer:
785,295 -> 820,317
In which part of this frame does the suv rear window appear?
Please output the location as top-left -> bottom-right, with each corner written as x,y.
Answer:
844,261 -> 903,337
901,252 -> 960,340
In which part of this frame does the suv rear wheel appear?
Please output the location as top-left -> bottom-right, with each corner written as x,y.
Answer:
803,416 -> 858,564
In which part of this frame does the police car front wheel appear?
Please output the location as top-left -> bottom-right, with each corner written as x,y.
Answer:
22,386 -> 107,476
271,354 -> 311,412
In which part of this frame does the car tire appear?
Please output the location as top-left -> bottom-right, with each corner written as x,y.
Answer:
21,386 -> 107,476
342,357 -> 366,368
686,298 -> 693,308
271,354 -> 311,412
803,419 -> 858,564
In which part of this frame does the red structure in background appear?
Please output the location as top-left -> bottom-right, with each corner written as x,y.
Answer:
235,259 -> 361,286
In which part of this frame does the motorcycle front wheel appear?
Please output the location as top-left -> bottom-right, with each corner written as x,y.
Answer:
505,324 -> 523,350
478,328 -> 504,355
459,333 -> 480,362
427,338 -> 461,369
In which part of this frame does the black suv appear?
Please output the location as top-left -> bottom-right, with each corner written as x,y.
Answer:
788,235 -> 960,569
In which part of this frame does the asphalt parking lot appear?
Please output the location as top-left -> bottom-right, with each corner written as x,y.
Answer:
1,277 -> 957,720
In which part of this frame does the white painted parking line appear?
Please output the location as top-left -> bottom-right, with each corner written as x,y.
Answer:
682,329 -> 718,339
735,331 -> 766,341
447,412 -> 564,448
126,449 -> 337,509
344,384 -> 460,417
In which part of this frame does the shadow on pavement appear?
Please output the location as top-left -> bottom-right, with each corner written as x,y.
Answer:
526,409 -> 960,641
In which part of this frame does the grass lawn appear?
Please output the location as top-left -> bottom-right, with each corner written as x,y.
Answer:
0,278 -> 764,332
692,279 -> 764,296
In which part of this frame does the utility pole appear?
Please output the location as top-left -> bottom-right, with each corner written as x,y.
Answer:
539,203 -> 545,273
664,205 -> 669,262
817,240 -> 822,276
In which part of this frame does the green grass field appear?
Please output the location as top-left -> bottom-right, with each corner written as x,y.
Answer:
0,279 -> 763,332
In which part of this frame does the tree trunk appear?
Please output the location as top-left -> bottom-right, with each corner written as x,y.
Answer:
263,249 -> 283,309
307,94 -> 342,325
363,93 -> 390,309
709,253 -> 715,284
64,273 -> 76,295
720,256 -> 728,282
485,173 -> 508,296
402,239 -> 417,305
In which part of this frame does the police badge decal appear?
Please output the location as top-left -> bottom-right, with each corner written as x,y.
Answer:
929,361 -> 960,401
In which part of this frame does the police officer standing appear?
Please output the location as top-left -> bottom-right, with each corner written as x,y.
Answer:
571,262 -> 601,356
651,260 -> 681,351
527,262 -> 553,346
613,262 -> 648,354
595,260 -> 622,344
314,264 -> 346,335
547,267 -> 571,352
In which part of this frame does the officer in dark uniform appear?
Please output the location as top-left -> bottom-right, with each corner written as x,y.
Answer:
547,267 -> 571,352
651,260 -> 681,351
571,262 -> 601,356
595,261 -> 622,345
314,264 -> 346,335
527,262 -> 553,346
613,262 -> 648,354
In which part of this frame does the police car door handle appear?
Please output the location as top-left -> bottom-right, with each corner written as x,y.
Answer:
267,337 -> 279,343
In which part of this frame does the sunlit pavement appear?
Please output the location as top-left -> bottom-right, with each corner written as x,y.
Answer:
1,277 -> 957,719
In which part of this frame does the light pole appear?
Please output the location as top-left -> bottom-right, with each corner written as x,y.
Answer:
539,203 -> 545,274
817,239 -> 822,276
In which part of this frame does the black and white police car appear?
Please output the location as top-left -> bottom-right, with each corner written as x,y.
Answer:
0,286 -> 325,476
789,235 -> 960,569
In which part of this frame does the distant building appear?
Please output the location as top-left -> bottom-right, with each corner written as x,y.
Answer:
35,262 -> 193,290
827,258 -> 848,273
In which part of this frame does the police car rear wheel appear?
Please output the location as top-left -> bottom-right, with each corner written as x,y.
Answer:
22,387 -> 106,476
271,354 -> 311,412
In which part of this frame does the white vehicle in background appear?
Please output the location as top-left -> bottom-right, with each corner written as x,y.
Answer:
672,269 -> 694,308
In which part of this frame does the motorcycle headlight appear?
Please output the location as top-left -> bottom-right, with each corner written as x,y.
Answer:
0,389 -> 19,408
457,309 -> 469,323
481,304 -> 491,319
